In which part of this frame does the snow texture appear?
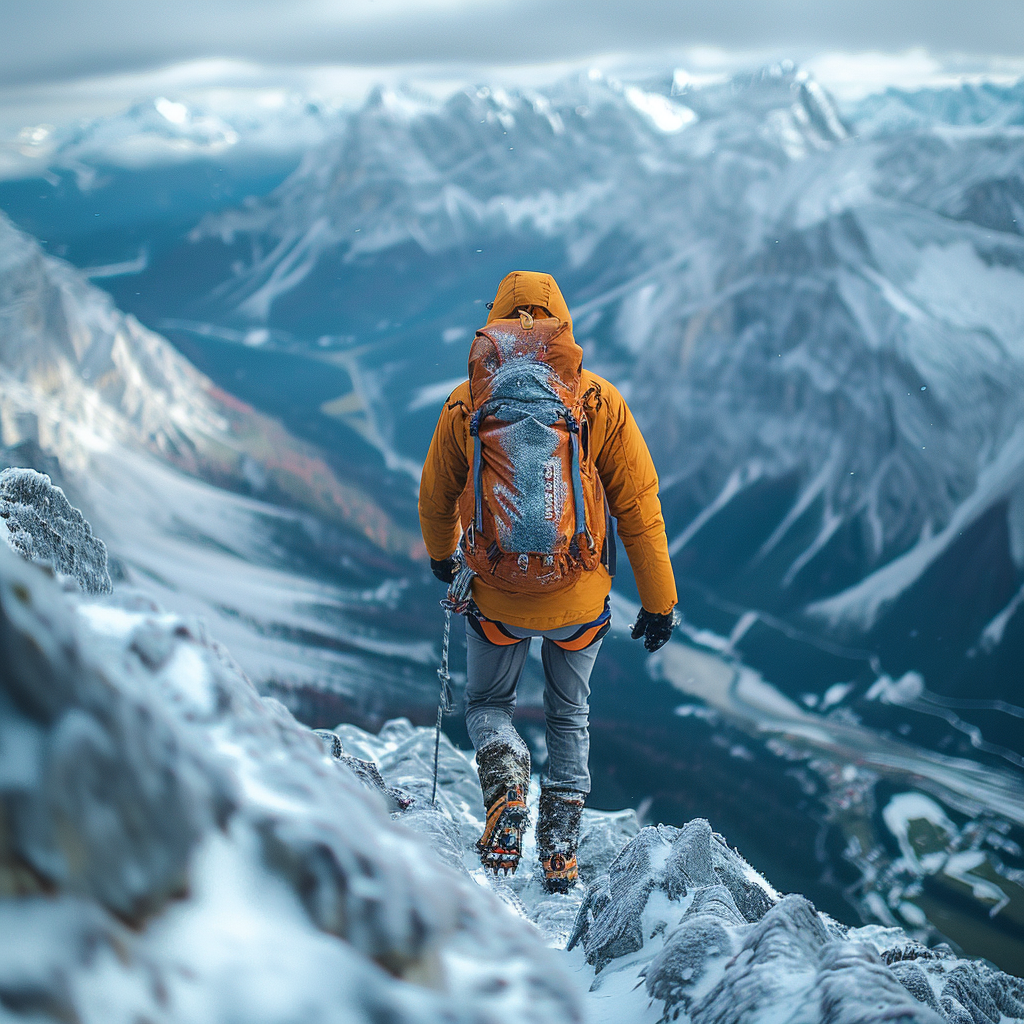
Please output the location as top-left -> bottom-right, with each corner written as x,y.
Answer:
1,227 -> 1022,1018
0,541 -> 582,1024
568,819 -> 775,972
2,505 -> 1022,1021
566,818 -> 1024,1024
0,467 -> 111,594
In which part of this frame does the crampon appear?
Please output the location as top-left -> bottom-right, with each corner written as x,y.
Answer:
541,851 -> 579,893
538,789 -> 584,893
476,785 -> 529,876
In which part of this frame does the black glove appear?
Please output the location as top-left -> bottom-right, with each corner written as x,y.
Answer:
430,556 -> 458,585
631,608 -> 676,652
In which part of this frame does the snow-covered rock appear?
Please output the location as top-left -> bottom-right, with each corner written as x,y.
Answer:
564,820 -> 1024,1024
322,726 -> 1024,1023
0,539 -> 581,1024
0,467 -> 112,593
2,474 -> 1022,1022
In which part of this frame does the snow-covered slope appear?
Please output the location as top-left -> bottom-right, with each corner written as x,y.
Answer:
0,211 -> 436,719
0,526 -> 580,1024
3,487 -> 1022,1023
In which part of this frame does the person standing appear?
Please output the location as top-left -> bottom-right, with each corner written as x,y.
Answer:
419,271 -> 677,891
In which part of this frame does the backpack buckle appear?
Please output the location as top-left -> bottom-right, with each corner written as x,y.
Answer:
517,554 -> 529,573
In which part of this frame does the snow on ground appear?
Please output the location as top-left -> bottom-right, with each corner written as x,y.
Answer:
0,538 -> 584,1024
4,464 -> 1024,1023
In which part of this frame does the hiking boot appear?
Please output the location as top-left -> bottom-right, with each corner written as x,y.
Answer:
475,734 -> 531,875
537,788 -> 585,893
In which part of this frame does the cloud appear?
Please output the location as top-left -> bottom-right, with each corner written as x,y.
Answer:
1,0 -> 1022,89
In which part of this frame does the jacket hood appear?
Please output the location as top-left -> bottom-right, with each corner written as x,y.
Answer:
486,271 -> 572,327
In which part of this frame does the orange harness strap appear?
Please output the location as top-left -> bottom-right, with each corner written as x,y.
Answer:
551,622 -> 607,651
476,620 -> 523,646
469,604 -> 610,651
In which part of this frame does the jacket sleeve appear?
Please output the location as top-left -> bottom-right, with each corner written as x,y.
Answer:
418,395 -> 469,561
595,384 -> 678,615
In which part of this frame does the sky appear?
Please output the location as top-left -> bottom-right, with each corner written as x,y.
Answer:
2,0 -> 1023,89
0,0 -> 1022,142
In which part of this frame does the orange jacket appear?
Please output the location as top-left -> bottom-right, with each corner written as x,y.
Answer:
418,271 -> 677,630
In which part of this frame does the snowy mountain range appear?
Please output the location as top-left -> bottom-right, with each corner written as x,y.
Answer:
86,62 -> 1023,744
0,211 -> 437,726
1,60 -> 1023,967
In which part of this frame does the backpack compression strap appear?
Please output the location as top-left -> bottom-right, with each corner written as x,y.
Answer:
469,404 -> 591,551
470,408 -> 486,539
565,414 -> 589,545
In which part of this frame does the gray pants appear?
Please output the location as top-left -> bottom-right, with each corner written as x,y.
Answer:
464,620 -> 602,795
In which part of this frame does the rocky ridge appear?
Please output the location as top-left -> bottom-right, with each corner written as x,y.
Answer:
0,476 -> 578,1024
2,449 -> 1023,1024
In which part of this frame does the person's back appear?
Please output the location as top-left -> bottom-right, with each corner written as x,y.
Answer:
419,270 -> 677,890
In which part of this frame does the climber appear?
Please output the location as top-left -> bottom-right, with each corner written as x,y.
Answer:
419,270 -> 677,892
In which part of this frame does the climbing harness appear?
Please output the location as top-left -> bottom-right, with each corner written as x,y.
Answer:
431,559 -> 476,807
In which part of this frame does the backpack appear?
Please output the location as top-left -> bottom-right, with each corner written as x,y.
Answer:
458,311 -> 608,595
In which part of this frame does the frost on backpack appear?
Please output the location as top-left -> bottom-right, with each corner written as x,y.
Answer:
460,311 -> 607,595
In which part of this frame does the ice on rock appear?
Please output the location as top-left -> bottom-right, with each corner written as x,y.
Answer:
941,965 -> 1003,1024
693,895 -> 832,1021
315,725 -> 414,812
812,941 -> 947,1024
571,826 -> 674,970
642,912 -> 736,1015
645,896 -> 948,1024
376,718 -> 488,817
565,820 -> 1024,1024
707,837 -> 778,924
570,819 -> 773,972
0,467 -> 112,594
890,961 -> 945,1015
682,883 -> 748,926
573,815 -> 757,966
664,817 -> 718,890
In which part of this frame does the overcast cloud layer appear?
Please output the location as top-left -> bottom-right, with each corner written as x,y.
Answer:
2,0 -> 1023,89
